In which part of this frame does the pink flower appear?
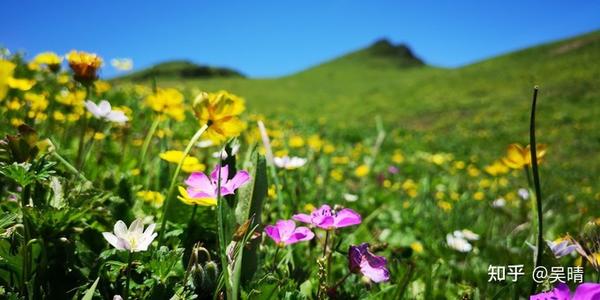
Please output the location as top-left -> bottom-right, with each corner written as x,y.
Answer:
348,243 -> 390,283
184,164 -> 250,200
292,204 -> 361,230
264,220 -> 314,246
530,282 -> 600,299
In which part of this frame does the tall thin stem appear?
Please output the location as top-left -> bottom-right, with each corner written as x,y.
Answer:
139,117 -> 161,172
529,86 -> 544,291
125,251 -> 133,300
158,124 -> 208,244
76,85 -> 91,167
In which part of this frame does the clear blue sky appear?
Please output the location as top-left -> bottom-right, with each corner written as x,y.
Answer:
2,0 -> 599,78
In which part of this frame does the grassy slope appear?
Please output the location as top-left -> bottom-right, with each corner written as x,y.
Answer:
118,30 -> 600,196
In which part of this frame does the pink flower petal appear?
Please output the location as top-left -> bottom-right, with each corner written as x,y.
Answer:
334,208 -> 362,228
275,220 -> 296,242
211,164 -> 229,183
292,213 -> 312,224
185,172 -> 213,192
573,283 -> 600,300
360,258 -> 390,283
264,225 -> 281,244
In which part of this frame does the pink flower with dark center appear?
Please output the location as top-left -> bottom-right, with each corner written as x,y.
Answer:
348,243 -> 390,283
184,164 -> 250,200
264,220 -> 314,246
292,204 -> 361,230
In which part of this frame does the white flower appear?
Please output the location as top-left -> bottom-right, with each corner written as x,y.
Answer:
273,156 -> 307,169
85,100 -> 128,124
102,219 -> 157,252
212,143 -> 240,159
518,188 -> 529,200
446,233 -> 472,253
196,139 -> 214,148
492,198 -> 506,208
113,296 -> 123,300
343,193 -> 359,202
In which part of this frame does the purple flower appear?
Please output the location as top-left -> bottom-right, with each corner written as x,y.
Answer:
264,220 -> 314,246
530,282 -> 600,299
388,166 -> 399,174
292,204 -> 362,230
348,243 -> 390,283
184,164 -> 250,199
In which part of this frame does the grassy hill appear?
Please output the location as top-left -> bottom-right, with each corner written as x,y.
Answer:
113,60 -> 243,82
114,30 -> 600,195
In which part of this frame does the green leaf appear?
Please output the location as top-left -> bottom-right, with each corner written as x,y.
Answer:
234,152 -> 267,285
81,277 -> 99,300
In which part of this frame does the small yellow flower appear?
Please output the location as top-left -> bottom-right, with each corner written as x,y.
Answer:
33,52 -> 62,71
93,132 -> 106,140
137,190 -> 165,207
66,50 -> 103,84
24,92 -> 48,111
502,143 -> 547,169
0,59 -> 16,99
410,241 -> 424,254
159,150 -> 205,173
303,203 -> 316,212
7,77 -> 36,91
383,179 -> 392,188
407,189 -> 418,198
177,186 -> 217,206
193,90 -> 246,143
53,111 -> 66,122
438,201 -> 452,212
132,139 -> 144,147
7,99 -> 21,110
484,160 -> 509,176
145,88 -> 186,121
94,80 -> 111,94
479,179 -> 491,189
131,168 -> 141,176
473,191 -> 485,201
57,74 -> 70,84
392,151 -> 405,164
307,135 -> 323,151
453,161 -> 466,170
56,89 -> 86,106
330,169 -> 343,182
354,164 -> 369,177
11,118 -> 23,127
332,156 -> 350,164
268,185 -> 276,198
467,165 -> 480,177
289,135 -> 305,148
323,143 -> 335,154
450,192 -> 460,201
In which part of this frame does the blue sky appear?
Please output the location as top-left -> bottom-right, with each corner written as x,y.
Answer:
2,0 -> 599,78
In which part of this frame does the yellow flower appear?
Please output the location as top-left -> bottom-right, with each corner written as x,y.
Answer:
304,203 -> 316,212
330,169 -> 343,181
24,92 -> 48,111
0,60 -> 16,99
94,80 -> 111,94
473,191 -> 485,201
7,98 -> 21,110
56,89 -> 86,106
66,50 -> 103,84
268,185 -> 276,198
467,165 -> 480,177
332,156 -> 350,164
484,160 -> 509,176
145,88 -> 186,121
193,90 -> 246,143
289,135 -> 305,148
410,241 -> 424,254
392,151 -> 405,164
323,143 -> 335,154
177,186 -> 217,206
501,143 -> 547,169
93,132 -> 106,140
354,164 -> 369,177
479,179 -> 491,189
137,190 -> 165,207
57,74 -> 70,84
438,201 -> 452,212
159,150 -> 205,173
11,118 -> 23,127
7,77 -> 36,91
33,52 -> 62,71
53,111 -> 66,122
307,135 -> 323,151
453,161 -> 466,170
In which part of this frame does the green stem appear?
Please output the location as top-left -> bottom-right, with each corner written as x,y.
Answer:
139,117 -> 161,172
529,87 -> 544,293
76,85 -> 91,166
125,251 -> 133,300
323,230 -> 330,257
271,247 -> 281,272
51,151 -> 88,182
158,124 -> 208,244
215,161 -> 233,300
